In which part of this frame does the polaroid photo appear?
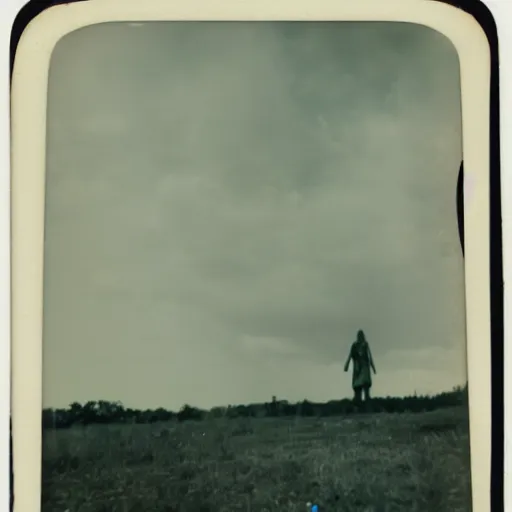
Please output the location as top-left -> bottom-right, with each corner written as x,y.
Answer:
8,0 -> 502,511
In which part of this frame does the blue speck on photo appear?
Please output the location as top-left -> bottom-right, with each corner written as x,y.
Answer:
311,505 -> 319,512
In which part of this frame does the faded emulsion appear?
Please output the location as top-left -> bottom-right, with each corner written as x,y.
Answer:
27,18 -> 473,512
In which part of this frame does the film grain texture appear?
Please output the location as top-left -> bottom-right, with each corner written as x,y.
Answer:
41,21 -> 470,512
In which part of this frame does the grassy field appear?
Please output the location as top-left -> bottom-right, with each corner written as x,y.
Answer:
42,406 -> 472,512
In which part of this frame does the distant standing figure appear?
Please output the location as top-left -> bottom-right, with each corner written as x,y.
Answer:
344,330 -> 376,403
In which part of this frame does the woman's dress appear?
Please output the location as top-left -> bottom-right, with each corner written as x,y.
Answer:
350,341 -> 372,390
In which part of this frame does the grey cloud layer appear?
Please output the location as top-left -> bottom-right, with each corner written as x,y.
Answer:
43,22 -> 466,409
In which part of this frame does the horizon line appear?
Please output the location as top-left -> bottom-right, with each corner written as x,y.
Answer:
42,383 -> 468,413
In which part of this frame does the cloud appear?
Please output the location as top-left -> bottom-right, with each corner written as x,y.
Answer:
42,22 -> 466,409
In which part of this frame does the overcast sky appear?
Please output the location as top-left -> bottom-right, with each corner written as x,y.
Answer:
42,21 -> 465,411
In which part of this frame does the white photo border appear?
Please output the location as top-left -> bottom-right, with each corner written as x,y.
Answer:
9,1 -> 492,511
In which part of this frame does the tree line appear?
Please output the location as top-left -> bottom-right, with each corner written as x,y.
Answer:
42,384 -> 468,429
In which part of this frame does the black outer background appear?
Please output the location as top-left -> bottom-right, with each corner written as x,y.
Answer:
9,1 -> 504,511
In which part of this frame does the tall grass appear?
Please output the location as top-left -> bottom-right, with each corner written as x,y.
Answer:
42,407 -> 471,512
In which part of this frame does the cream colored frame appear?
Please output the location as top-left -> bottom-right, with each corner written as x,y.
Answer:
10,0 -> 492,511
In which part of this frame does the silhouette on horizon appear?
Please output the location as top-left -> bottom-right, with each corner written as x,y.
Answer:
344,330 -> 377,403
